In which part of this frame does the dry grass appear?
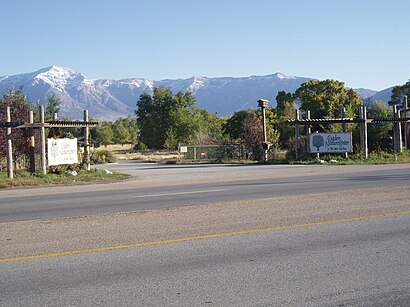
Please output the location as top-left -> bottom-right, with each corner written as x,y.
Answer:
95,144 -> 178,163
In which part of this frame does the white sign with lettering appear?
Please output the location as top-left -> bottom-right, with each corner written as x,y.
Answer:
47,138 -> 78,166
309,133 -> 352,153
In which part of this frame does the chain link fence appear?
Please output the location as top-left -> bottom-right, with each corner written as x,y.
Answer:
178,143 -> 249,162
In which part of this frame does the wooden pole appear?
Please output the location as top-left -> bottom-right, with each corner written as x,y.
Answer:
306,110 -> 311,154
6,107 -> 13,179
39,105 -> 47,175
393,105 -> 399,152
29,110 -> 36,173
363,106 -> 368,159
84,110 -> 90,170
397,109 -> 403,153
261,105 -> 268,161
342,108 -> 348,158
295,109 -> 300,160
359,106 -> 368,159
403,96 -> 408,149
359,107 -> 364,155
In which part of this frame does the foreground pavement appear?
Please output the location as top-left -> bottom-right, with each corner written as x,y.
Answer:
0,163 -> 409,305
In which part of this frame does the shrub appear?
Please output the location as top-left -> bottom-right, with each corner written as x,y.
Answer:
91,150 -> 117,164
133,142 -> 148,150
48,163 -> 84,174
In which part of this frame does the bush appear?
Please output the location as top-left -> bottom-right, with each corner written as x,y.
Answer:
91,150 -> 117,164
133,142 -> 148,150
48,163 -> 84,175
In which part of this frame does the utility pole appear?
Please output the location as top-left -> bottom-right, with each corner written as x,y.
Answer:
258,99 -> 269,161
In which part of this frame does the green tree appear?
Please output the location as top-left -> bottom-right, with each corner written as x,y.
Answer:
164,128 -> 178,150
275,91 -> 296,145
169,91 -> 199,145
135,87 -> 200,148
45,94 -> 61,121
294,79 -> 363,132
223,110 -> 249,141
112,118 -> 131,145
95,122 -> 114,147
389,80 -> 410,106
276,91 -> 295,118
194,109 -> 226,144
367,100 -> 393,150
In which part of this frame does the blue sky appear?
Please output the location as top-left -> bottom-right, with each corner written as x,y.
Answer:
1,0 -> 409,90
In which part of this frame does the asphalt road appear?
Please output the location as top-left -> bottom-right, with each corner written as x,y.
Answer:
1,213 -> 409,306
1,163 -> 410,222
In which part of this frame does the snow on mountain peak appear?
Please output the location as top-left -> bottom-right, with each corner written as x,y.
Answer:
34,65 -> 87,90
275,72 -> 294,80
187,76 -> 208,93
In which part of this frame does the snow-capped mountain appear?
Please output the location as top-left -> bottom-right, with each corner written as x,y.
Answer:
0,66 -> 392,120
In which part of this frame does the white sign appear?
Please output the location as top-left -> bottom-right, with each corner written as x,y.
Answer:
180,146 -> 188,153
47,138 -> 78,166
309,133 -> 352,153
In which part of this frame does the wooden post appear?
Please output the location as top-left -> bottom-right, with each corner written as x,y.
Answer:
177,143 -> 181,163
29,110 -> 36,173
393,105 -> 400,153
84,110 -> 90,170
359,107 -> 363,154
397,109 -> 403,153
295,109 -> 300,160
6,107 -> 13,179
342,108 -> 348,158
403,96 -> 408,149
306,110 -> 311,155
363,106 -> 368,159
39,105 -> 47,175
359,106 -> 368,159
261,105 -> 268,162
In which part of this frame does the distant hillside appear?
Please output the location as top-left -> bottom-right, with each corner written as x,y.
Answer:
0,66 -> 393,120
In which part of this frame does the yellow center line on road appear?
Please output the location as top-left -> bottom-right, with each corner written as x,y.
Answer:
1,211 -> 409,264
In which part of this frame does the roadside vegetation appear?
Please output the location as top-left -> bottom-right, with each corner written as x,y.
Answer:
1,79 -> 409,189
0,168 -> 130,189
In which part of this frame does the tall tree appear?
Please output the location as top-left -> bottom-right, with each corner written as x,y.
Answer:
275,91 -> 295,118
389,80 -> 410,106
95,122 -> 114,147
135,87 -> 200,149
275,91 -> 296,145
223,110 -> 249,141
294,79 -> 363,132
367,100 -> 393,150
45,94 -> 61,121
194,109 -> 226,144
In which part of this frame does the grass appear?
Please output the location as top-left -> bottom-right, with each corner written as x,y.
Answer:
96,144 -> 178,163
290,150 -> 410,165
4,146 -> 406,189
0,169 -> 131,189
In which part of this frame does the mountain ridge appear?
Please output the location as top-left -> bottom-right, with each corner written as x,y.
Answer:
0,66 -> 392,121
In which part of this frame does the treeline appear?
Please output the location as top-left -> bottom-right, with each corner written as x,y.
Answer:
91,78 -> 410,159
2,79 -> 409,160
